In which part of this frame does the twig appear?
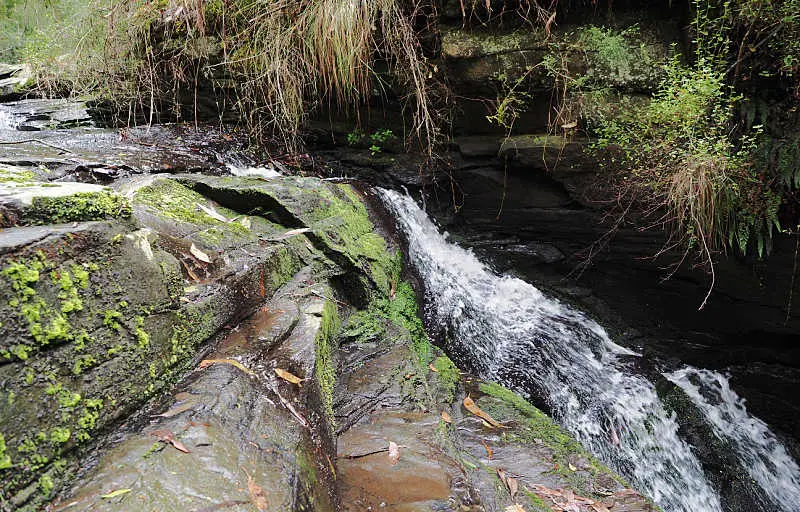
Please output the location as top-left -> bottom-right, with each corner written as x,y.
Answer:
0,139 -> 75,154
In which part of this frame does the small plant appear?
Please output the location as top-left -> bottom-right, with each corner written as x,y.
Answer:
346,128 -> 365,145
369,144 -> 382,155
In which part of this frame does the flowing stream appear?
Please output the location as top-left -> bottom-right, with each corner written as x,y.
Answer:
666,367 -> 800,509
379,188 -> 800,512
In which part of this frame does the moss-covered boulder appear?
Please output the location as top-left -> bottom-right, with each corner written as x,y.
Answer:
0,172 -> 390,510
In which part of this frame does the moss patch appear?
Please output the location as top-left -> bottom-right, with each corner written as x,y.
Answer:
315,299 -> 341,422
25,191 -> 132,224
478,381 -> 623,494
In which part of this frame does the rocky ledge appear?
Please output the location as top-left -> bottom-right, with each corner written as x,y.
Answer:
0,149 -> 654,511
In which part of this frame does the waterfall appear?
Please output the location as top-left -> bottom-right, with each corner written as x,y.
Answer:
378,188 -> 725,512
0,107 -> 16,130
666,367 -> 800,510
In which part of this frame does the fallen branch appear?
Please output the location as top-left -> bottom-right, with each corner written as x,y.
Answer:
0,139 -> 76,154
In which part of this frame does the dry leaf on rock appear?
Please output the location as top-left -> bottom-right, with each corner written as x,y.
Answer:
100,488 -> 132,499
482,442 -> 493,460
463,395 -> 505,428
504,505 -> 526,512
428,363 -> 438,372
441,411 -> 452,424
242,468 -> 268,512
388,441 -> 400,465
274,368 -> 303,387
196,203 -> 228,222
507,476 -> 519,500
150,429 -> 190,453
199,358 -> 255,375
189,243 -> 212,264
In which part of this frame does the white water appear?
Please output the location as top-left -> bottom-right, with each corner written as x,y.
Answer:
666,367 -> 800,511
0,108 -> 17,130
378,188 -> 723,512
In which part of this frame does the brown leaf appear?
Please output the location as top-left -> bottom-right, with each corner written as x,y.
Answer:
429,363 -> 438,372
243,468 -> 268,512
171,438 -> 190,453
189,243 -> 212,264
482,442 -> 493,460
504,506 -> 525,512
497,468 -> 508,488
561,121 -> 578,130
150,429 -> 190,453
388,441 -> 400,465
199,358 -> 255,375
274,368 -> 303,387
463,395 -> 505,428
390,279 -> 397,300
507,476 -> 519,500
441,411 -> 452,424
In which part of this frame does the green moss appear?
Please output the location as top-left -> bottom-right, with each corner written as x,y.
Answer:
25,191 -> 132,224
0,432 -> 12,469
311,184 -> 396,294
38,474 -> 54,496
49,428 -> 70,445
72,355 -> 97,376
133,179 -> 245,236
134,316 -> 149,348
478,381 -> 621,493
315,299 -> 340,422
432,355 -> 459,403
102,309 -> 122,331
0,166 -> 37,184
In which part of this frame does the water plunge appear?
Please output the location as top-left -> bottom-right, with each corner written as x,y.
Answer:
379,188 -> 800,512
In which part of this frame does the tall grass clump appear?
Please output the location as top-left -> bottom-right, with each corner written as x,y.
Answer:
16,0 -> 439,150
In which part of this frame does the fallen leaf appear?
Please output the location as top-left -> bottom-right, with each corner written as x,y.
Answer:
508,476 -> 519,500
390,279 -> 397,300
171,438 -> 191,453
561,120 -> 578,129
388,441 -> 400,465
238,216 -> 251,229
150,429 -> 191,453
242,468 -> 268,511
100,488 -> 131,499
504,504 -> 525,512
568,462 -> 577,472
482,441 -> 492,459
463,395 -> 505,428
497,468 -> 509,488
179,258 -> 201,282
197,203 -> 228,222
189,243 -> 212,264
275,368 -> 303,387
441,411 -> 452,424
271,227 -> 311,241
429,363 -> 438,372
199,358 -> 255,375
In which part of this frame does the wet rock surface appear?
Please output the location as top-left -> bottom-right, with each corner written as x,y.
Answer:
334,309 -> 654,512
58,271 -> 337,512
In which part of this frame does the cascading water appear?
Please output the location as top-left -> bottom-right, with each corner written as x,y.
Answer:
666,367 -> 800,511
0,107 -> 16,130
378,188 -> 725,512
